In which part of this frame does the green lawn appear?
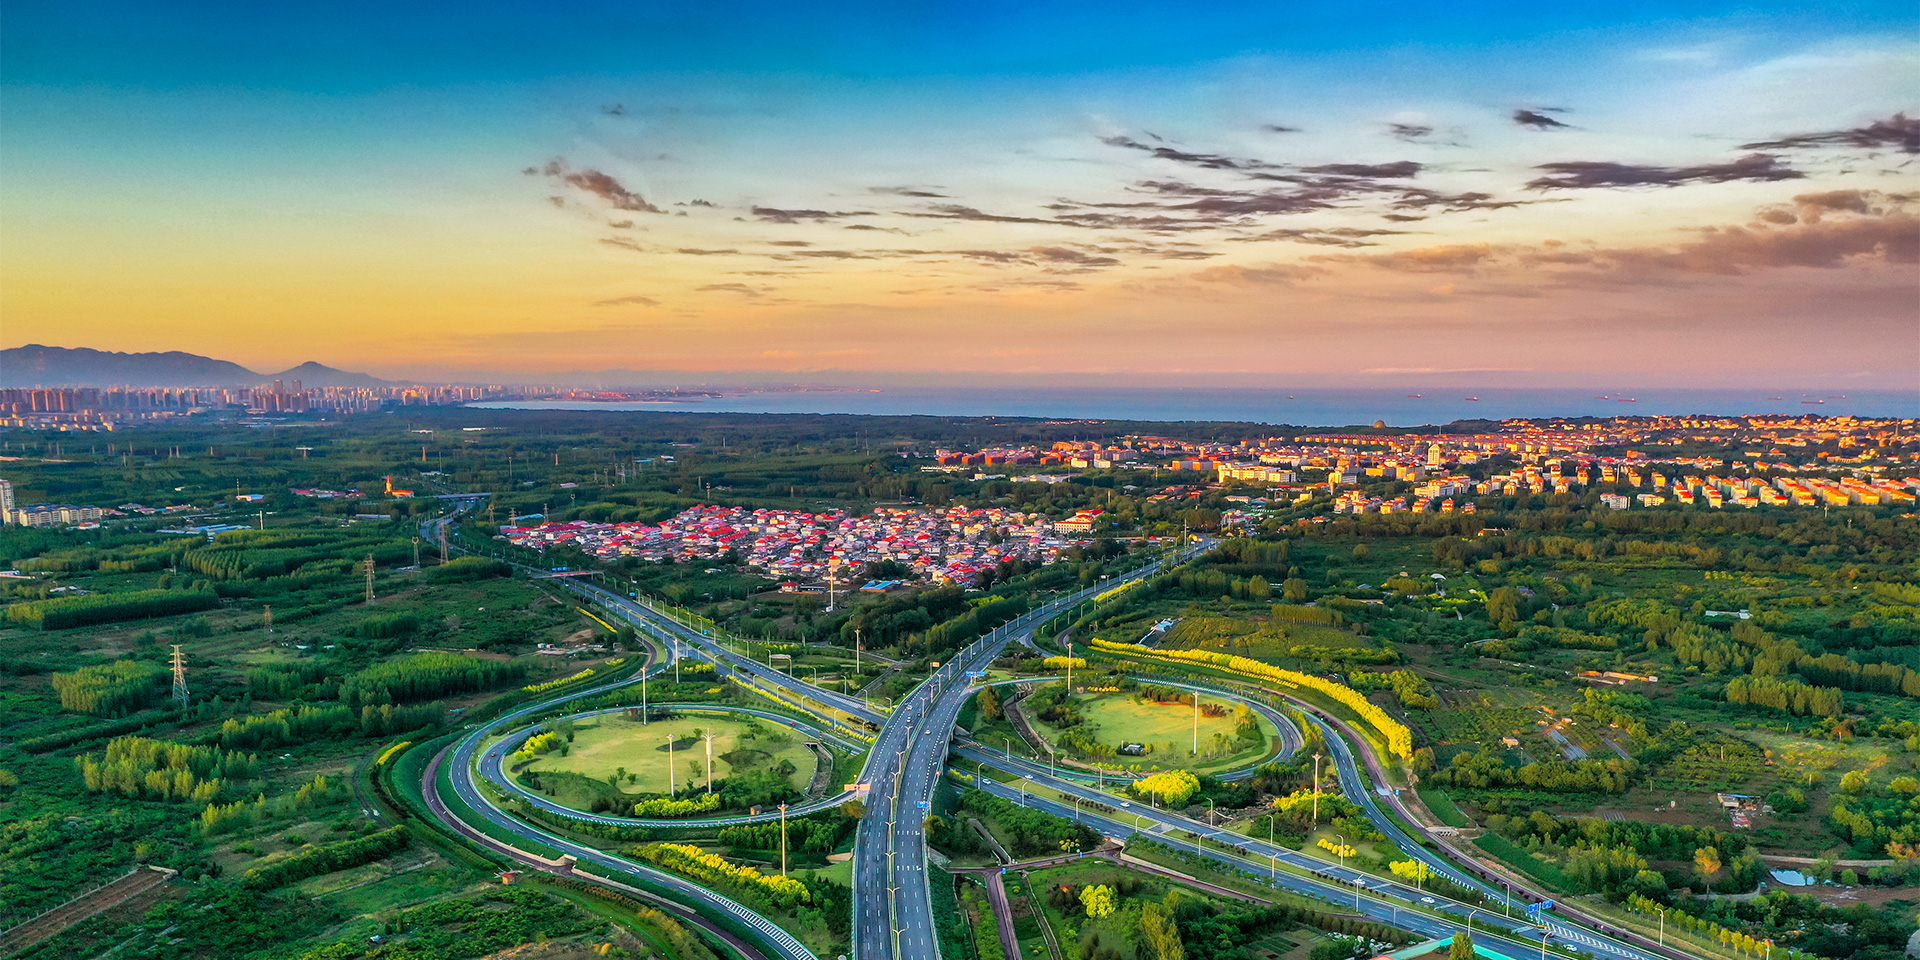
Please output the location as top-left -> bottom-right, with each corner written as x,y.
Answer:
1038,691 -> 1279,774
1416,786 -> 1470,828
524,711 -> 816,795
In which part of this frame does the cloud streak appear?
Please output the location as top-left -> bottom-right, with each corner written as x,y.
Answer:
1512,109 -> 1569,130
543,159 -> 663,212
1741,113 -> 1920,155
1527,153 -> 1801,190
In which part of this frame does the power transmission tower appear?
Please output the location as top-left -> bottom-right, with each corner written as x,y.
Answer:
364,553 -> 376,604
412,537 -> 421,567
170,645 -> 190,708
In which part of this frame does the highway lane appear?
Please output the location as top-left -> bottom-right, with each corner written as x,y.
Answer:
953,735 -> 1660,960
858,542 -> 1216,960
995,670 -> 1672,960
1115,668 -> 1685,959
568,582 -> 886,727
973,776 -> 1616,960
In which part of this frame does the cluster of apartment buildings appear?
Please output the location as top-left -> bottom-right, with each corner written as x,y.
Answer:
922,415 -> 1915,516
502,504 -> 1086,586
5,503 -> 107,528
0,383 -> 507,429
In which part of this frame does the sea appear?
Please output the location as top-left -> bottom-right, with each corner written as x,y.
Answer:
468,387 -> 1918,427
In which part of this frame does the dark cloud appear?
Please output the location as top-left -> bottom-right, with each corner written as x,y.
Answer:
1527,152 -> 1802,190
675,248 -> 740,256
1513,109 -> 1570,130
542,159 -> 663,212
687,199 -> 717,207
1359,243 -> 1498,271
752,206 -> 875,223
909,204 -> 1057,225
1263,124 -> 1302,133
1391,189 -> 1533,212
1232,227 -> 1413,247
870,186 -> 949,198
594,295 -> 658,307
697,283 -> 763,296
1742,113 -> 1919,155
842,224 -> 909,234
1029,246 -> 1120,267
768,240 -> 812,247
1301,161 -> 1422,178
1382,214 -> 1427,222
598,237 -> 644,251
793,250 -> 875,259
1347,192 -> 1916,281
955,250 -> 1025,264
1387,123 -> 1434,142
602,103 -> 628,117
946,246 -> 1120,268
608,220 -> 634,229
1100,135 -> 1276,170
1191,263 -> 1322,285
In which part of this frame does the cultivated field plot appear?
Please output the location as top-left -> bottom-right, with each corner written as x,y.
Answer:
523,712 -> 816,795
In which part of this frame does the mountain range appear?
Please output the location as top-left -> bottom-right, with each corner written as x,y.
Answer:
0,345 -> 393,388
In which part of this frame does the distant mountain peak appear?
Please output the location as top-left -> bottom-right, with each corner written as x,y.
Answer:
267,361 -> 392,388
0,344 -> 391,388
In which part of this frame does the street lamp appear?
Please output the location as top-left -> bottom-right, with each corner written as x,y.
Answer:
704,734 -> 716,795
1312,752 -> 1322,825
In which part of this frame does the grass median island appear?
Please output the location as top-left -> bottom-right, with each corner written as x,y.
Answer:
1017,679 -> 1281,776
518,712 -> 817,810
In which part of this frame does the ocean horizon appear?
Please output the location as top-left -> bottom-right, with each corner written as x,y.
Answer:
469,386 -> 1920,426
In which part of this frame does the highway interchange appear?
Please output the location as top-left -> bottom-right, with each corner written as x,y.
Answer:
416,509 -> 1694,960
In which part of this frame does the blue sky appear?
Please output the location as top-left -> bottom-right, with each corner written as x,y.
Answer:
3,2 -> 1915,386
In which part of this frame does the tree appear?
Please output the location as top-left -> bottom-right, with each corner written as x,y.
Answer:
1694,846 -> 1722,883
1079,884 -> 1115,918
1282,578 -> 1310,603
1449,931 -> 1475,960
1139,902 -> 1185,960
1840,770 -> 1869,794
1486,587 -> 1521,629
978,685 -> 1003,723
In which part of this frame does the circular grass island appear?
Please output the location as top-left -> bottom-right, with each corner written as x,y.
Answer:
995,679 -> 1285,777
512,709 -> 822,816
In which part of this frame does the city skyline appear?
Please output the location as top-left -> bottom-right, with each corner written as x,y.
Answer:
3,1 -> 1916,388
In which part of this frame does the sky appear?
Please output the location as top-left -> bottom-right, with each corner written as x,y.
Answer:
2,1 -> 1916,388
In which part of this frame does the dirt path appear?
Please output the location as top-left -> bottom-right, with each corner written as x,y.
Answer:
0,866 -> 175,955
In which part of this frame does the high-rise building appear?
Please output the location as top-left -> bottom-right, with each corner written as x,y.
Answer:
0,479 -> 13,524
